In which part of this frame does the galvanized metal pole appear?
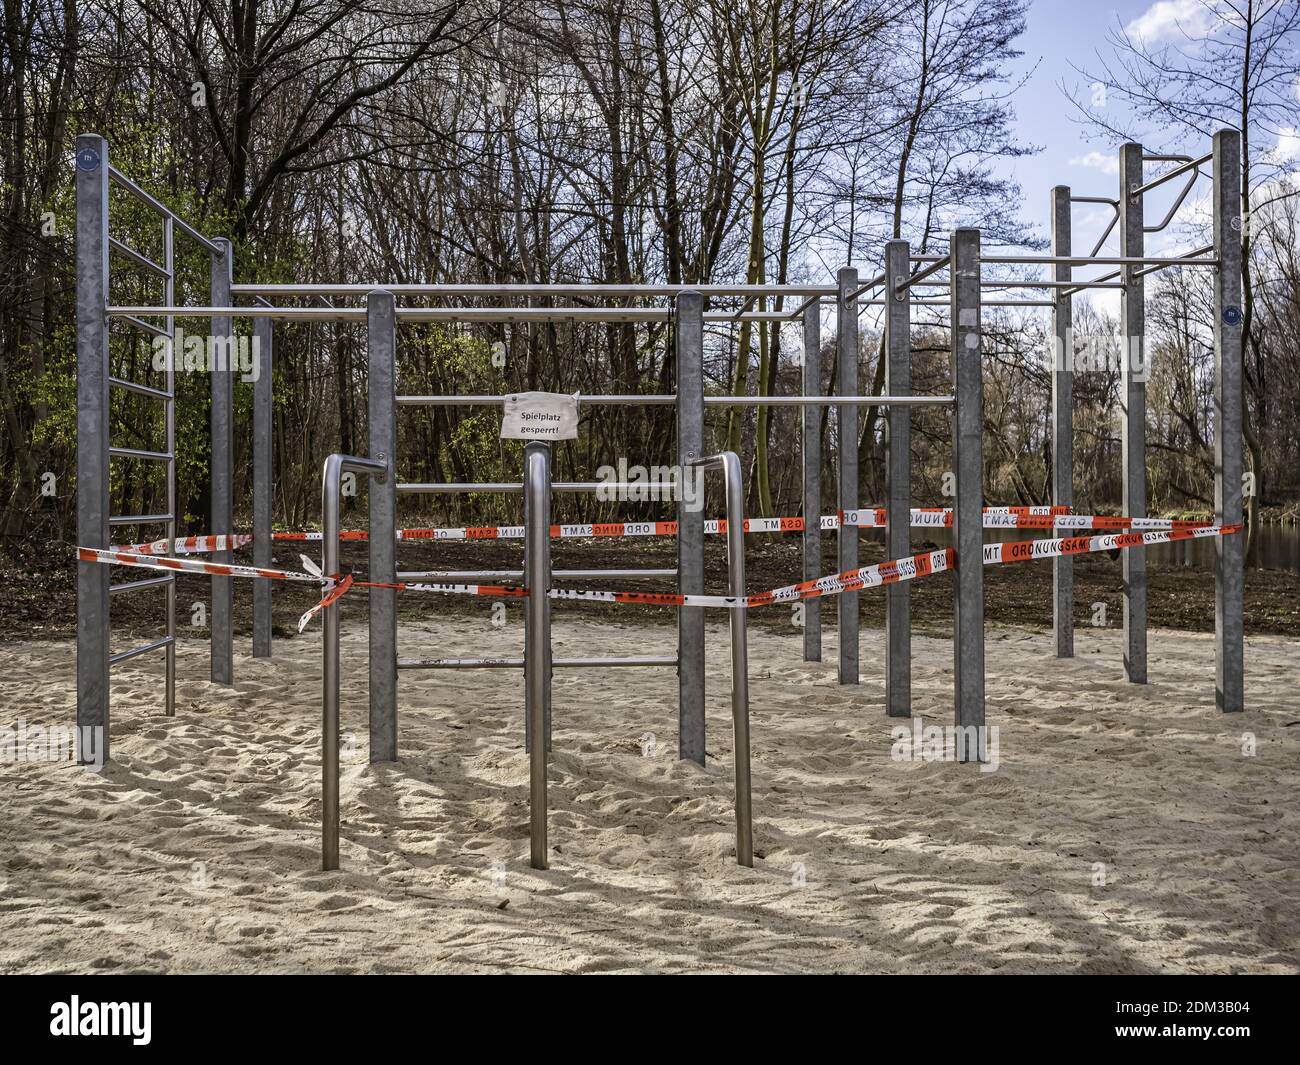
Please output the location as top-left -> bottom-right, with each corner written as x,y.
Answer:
720,455 -> 753,867
1051,186 -> 1075,658
836,267 -> 859,685
210,238 -> 234,685
884,241 -> 911,717
252,315 -> 273,658
367,290 -> 398,759
676,291 -> 706,764
1213,130 -> 1245,713
322,452 -> 388,871
801,301 -> 822,662
163,218 -> 177,713
950,229 -> 985,761
690,452 -> 753,866
524,442 -> 552,868
1119,143 -> 1148,684
75,133 -> 110,766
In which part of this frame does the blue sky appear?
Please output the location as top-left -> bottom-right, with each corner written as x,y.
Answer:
991,0 -> 1245,310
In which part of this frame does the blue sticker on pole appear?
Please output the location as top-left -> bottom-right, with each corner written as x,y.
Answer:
76,147 -> 100,172
1223,306 -> 1242,326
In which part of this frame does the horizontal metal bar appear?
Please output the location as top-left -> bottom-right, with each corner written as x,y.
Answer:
396,481 -> 678,494
110,305 -> 365,321
981,255 -> 1217,267
398,657 -> 523,669
1070,195 -> 1118,205
865,299 -> 1056,307
109,376 -> 172,400
553,656 -> 678,667
107,167 -> 221,254
110,574 -> 175,595
1063,243 -> 1218,295
109,446 -> 172,462
109,236 -> 169,278
705,395 -> 952,407
1133,151 -> 1212,196
229,283 -> 838,298
398,570 -> 525,580
112,314 -> 172,338
109,513 -> 173,525
110,635 -> 174,664
397,394 -> 677,406
401,307 -> 672,323
555,568 -> 678,579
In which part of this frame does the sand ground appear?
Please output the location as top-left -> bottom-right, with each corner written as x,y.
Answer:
1,618 -> 1297,974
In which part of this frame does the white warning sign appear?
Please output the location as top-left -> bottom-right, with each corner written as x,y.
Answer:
499,391 -> 579,440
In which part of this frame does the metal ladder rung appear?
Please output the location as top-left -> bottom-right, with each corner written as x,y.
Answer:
110,635 -> 174,664
110,513 -> 173,525
110,377 -> 172,400
110,575 -> 174,595
109,446 -> 172,462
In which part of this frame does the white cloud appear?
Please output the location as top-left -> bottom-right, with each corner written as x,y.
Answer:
1270,127 -> 1300,164
1126,0 -> 1219,42
1070,151 -> 1120,175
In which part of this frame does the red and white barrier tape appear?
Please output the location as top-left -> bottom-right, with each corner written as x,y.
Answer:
81,522 -> 1241,628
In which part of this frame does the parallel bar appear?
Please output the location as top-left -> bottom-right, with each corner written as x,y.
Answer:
210,238 -> 234,686
801,300 -> 822,662
705,395 -> 950,407
676,291 -> 706,766
252,316 -> 273,658
110,636 -> 174,665
398,394 -> 677,406
109,376 -> 171,400
230,283 -> 837,297
1051,186 -> 1075,660
1119,143 -> 1147,684
76,133 -> 111,767
979,255 -> 1217,266
554,568 -> 676,580
110,305 -> 364,321
884,240 -> 911,717
108,236 -> 167,278
951,228 -> 986,761
1213,130 -> 1245,713
837,267 -> 859,685
395,481 -> 680,494
110,513 -> 172,525
368,290 -> 398,761
400,658 -> 522,669
110,574 -> 174,595
107,165 -> 221,253
395,393 -> 950,408
524,442 -> 551,868
554,656 -> 677,667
